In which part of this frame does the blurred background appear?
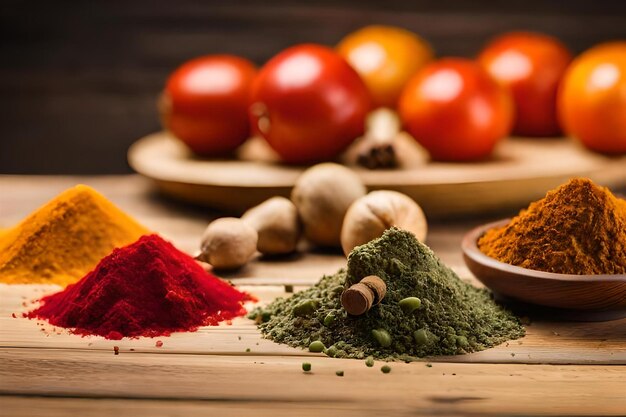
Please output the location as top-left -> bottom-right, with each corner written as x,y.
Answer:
1,0 -> 625,174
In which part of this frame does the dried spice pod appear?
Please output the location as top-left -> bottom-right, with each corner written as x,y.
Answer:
354,109 -> 400,169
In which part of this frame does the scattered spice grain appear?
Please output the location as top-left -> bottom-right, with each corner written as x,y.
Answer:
309,341 -> 325,352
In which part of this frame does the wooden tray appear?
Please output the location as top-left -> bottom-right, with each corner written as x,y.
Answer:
128,132 -> 626,217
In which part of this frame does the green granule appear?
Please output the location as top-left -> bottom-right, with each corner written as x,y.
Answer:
250,228 -> 524,360
309,340 -> 325,352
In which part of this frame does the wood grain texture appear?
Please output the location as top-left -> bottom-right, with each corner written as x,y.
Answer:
1,349 -> 626,416
1,175 -> 625,416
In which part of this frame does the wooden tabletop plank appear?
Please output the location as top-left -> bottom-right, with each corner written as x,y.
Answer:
1,348 -> 625,416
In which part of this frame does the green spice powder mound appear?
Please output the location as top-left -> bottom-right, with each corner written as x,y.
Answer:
250,228 -> 525,360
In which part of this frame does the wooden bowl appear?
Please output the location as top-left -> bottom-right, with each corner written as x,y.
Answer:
462,220 -> 626,320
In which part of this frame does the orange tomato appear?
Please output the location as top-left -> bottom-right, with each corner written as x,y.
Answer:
399,58 -> 513,161
337,25 -> 433,108
558,42 -> 626,154
478,32 -> 573,137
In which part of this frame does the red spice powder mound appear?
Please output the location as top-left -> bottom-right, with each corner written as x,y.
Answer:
26,234 -> 255,340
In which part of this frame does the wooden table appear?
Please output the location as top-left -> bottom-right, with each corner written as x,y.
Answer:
1,175 -> 625,417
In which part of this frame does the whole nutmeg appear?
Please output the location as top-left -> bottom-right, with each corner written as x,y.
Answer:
291,163 -> 366,247
198,217 -> 258,269
242,196 -> 301,255
341,190 -> 427,256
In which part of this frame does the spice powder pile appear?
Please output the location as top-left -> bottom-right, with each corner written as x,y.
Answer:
0,185 -> 148,286
479,178 -> 626,275
251,228 -> 524,360
27,234 -> 254,339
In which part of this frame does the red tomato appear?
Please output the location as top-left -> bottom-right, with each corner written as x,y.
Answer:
249,44 -> 372,163
398,58 -> 513,161
162,55 -> 257,156
558,42 -> 626,154
478,32 -> 573,137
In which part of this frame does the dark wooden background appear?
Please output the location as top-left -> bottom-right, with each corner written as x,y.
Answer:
1,0 -> 625,174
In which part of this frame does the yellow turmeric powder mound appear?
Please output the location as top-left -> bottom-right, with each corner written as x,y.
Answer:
0,185 -> 149,286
